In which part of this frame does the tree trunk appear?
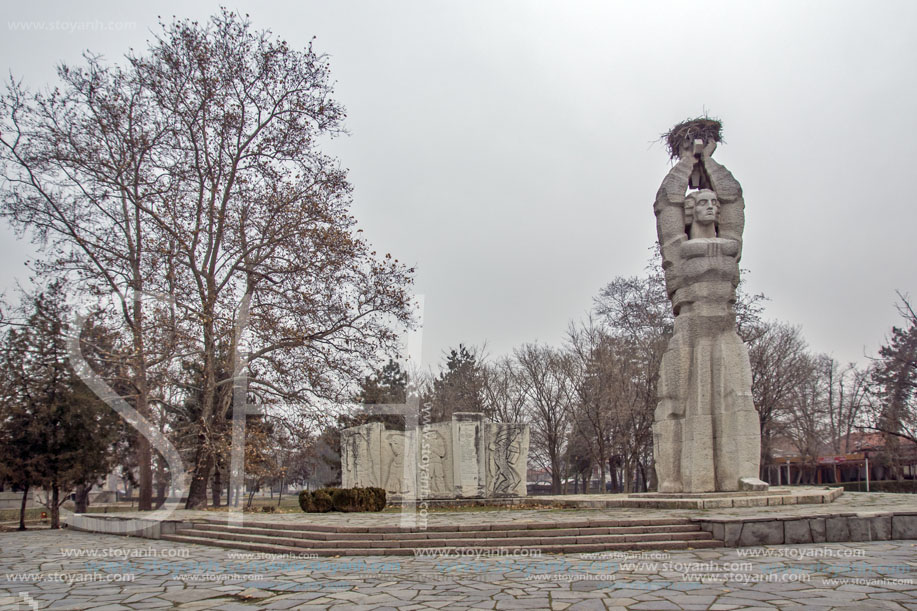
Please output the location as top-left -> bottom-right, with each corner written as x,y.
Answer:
131,286 -> 153,512
550,453 -> 562,494
18,484 -> 29,531
186,441 -> 214,509
136,423 -> 152,510
155,452 -> 168,506
211,464 -> 222,508
74,483 -> 91,513
50,484 -> 60,529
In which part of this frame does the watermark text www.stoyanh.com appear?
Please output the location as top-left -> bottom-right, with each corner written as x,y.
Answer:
7,20 -> 136,33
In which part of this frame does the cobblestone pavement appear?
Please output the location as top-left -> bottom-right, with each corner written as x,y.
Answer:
1,529 -> 916,610
82,491 -> 917,530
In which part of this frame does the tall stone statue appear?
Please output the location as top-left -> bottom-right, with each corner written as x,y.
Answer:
652,123 -> 767,493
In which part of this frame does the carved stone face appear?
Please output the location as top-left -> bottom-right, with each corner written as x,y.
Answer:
685,189 -> 719,227
694,192 -> 718,225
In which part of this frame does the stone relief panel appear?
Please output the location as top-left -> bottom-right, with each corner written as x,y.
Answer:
340,422 -> 382,488
419,423 -> 453,497
485,423 -> 529,497
340,415 -> 528,499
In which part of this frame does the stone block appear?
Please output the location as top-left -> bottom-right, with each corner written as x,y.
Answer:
706,522 -> 725,541
739,477 -> 769,491
825,517 -> 850,542
784,519 -> 813,544
809,518 -> 827,543
738,520 -> 784,546
453,412 -> 485,497
848,517 -> 872,541
891,515 -> 917,540
868,515 -> 892,540
723,522 -> 743,547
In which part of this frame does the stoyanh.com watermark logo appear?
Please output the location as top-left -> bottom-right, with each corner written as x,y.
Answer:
7,20 -> 137,33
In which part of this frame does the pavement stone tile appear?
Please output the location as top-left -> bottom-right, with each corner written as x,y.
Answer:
3,518 -> 917,610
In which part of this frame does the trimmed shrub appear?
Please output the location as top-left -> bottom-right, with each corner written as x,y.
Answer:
298,490 -> 314,512
298,486 -> 386,512
366,487 -> 386,511
841,480 -> 917,493
331,488 -> 357,512
311,489 -> 334,512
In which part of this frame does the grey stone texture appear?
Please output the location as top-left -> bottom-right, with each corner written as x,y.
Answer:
341,413 -> 529,499
702,511 -> 912,548
4,530 -> 917,611
652,139 -> 762,493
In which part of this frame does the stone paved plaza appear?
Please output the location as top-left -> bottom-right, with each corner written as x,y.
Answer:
2,526 -> 916,610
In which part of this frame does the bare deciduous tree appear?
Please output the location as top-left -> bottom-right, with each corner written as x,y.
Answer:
515,343 -> 574,494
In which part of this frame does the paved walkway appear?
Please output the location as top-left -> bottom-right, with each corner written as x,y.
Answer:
2,529 -> 916,610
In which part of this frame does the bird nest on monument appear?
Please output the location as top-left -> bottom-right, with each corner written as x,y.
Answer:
662,116 -> 724,159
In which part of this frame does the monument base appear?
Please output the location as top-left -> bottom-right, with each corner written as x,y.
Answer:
616,487 -> 841,509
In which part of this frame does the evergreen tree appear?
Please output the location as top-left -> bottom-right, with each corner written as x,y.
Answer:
0,283 -> 121,528
868,295 -> 917,479
429,345 -> 485,422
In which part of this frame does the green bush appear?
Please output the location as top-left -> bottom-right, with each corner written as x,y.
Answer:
312,489 -> 334,512
841,480 -> 917,493
297,486 -> 386,512
331,488 -> 356,512
367,487 -> 386,511
298,490 -> 314,512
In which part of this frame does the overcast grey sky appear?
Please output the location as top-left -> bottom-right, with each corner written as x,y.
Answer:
2,0 -> 915,370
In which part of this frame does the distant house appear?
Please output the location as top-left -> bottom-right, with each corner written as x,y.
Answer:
762,432 -> 917,485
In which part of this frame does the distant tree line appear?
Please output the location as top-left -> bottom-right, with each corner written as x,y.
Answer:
317,252 -> 916,495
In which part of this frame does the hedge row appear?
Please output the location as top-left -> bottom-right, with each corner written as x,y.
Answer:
298,487 -> 387,512
840,480 -> 917,493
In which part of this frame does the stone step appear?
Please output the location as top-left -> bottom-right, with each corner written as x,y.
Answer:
190,516 -> 696,534
187,521 -> 703,542
173,527 -> 715,550
161,533 -> 723,556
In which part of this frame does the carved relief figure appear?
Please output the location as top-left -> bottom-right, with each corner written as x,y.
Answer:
652,132 -> 764,493
384,434 -> 405,493
489,426 -> 523,495
341,426 -> 372,488
424,430 -> 448,494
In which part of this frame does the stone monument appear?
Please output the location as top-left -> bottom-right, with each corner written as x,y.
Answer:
652,119 -> 768,493
341,413 -> 529,499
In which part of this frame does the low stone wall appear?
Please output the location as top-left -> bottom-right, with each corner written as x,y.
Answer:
67,515 -> 186,539
697,511 -> 917,547
0,491 -> 35,510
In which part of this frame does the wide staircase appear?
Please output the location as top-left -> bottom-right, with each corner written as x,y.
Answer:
161,517 -> 723,556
